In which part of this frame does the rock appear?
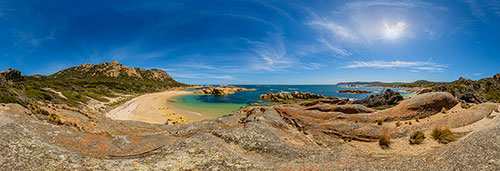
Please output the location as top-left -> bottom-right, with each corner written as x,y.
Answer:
338,90 -> 374,94
0,68 -> 23,81
260,91 -> 330,102
306,104 -> 375,114
354,89 -> 403,107
194,86 -> 256,95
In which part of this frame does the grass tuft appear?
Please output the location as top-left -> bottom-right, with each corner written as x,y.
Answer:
377,120 -> 383,125
441,107 -> 447,114
378,136 -> 391,149
395,121 -> 401,127
409,131 -> 425,145
431,127 -> 457,144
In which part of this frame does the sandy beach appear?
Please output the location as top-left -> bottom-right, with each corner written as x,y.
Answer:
106,90 -> 207,124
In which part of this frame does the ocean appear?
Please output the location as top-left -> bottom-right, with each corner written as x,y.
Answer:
169,85 -> 413,118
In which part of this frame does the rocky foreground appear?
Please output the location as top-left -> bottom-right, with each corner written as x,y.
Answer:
1,91 -> 499,170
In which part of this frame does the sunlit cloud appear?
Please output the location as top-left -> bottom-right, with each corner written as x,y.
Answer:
383,21 -> 408,40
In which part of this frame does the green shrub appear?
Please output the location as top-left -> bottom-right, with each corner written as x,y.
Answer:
379,136 -> 391,149
409,131 -> 425,145
375,106 -> 388,110
431,127 -> 457,144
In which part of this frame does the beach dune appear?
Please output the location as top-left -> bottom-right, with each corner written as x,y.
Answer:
106,91 -> 207,124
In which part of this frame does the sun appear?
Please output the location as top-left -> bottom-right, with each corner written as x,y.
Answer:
383,21 -> 408,40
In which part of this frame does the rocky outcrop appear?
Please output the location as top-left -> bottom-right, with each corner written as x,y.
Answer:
432,73 -> 500,103
0,68 -> 23,81
260,91 -> 330,101
194,85 -> 256,95
354,89 -> 403,107
338,89 -> 374,94
50,60 -> 175,82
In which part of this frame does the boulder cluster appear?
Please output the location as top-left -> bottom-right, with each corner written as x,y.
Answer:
260,91 -> 329,101
0,68 -> 23,81
354,89 -> 403,107
195,85 -> 256,95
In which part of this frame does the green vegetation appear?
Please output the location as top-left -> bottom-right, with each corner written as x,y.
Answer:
484,88 -> 500,101
431,127 -> 457,144
378,136 -> 391,149
0,62 -> 185,108
369,80 -> 445,88
409,131 -> 425,145
374,106 -> 388,110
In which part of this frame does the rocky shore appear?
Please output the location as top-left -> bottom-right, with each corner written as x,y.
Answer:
338,89 -> 374,94
194,85 -> 256,95
260,91 -> 331,101
1,90 -> 499,170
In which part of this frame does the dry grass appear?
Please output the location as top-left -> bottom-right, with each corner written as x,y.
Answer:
378,136 -> 391,149
441,107 -> 447,114
431,127 -> 457,144
409,131 -> 425,145
395,121 -> 401,127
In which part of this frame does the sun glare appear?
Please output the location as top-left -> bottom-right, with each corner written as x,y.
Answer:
383,21 -> 407,40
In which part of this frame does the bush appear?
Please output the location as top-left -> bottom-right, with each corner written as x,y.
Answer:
441,107 -> 447,114
409,131 -> 425,145
379,136 -> 391,149
395,121 -> 401,127
431,127 -> 457,144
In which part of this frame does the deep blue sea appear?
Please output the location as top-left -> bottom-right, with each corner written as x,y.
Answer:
170,85 -> 412,117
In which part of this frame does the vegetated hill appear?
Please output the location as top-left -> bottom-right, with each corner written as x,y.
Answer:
51,60 -> 174,82
432,73 -> 500,103
0,61 -> 185,107
368,80 -> 446,88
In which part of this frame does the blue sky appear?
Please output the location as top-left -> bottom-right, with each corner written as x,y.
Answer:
1,0 -> 499,84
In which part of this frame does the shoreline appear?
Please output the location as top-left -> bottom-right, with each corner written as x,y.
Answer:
105,90 -> 208,124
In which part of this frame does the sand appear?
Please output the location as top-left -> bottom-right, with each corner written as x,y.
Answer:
106,91 -> 207,124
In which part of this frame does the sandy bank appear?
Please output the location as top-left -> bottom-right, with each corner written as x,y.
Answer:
106,90 -> 207,124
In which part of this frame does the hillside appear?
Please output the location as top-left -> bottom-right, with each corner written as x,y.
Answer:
0,61 -> 184,108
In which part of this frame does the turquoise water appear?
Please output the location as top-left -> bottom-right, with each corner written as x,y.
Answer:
169,85 -> 414,117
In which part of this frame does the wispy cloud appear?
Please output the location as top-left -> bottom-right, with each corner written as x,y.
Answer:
244,33 -> 296,72
308,0 -> 445,56
344,60 -> 446,72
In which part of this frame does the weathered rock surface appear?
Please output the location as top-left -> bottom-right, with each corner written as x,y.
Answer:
0,91 -> 499,170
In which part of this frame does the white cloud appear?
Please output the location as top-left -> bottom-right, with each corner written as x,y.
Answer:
344,60 -> 446,72
310,21 -> 358,41
244,34 -> 297,72
317,38 -> 352,57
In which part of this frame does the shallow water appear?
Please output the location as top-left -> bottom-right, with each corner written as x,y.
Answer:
169,85 -> 414,117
